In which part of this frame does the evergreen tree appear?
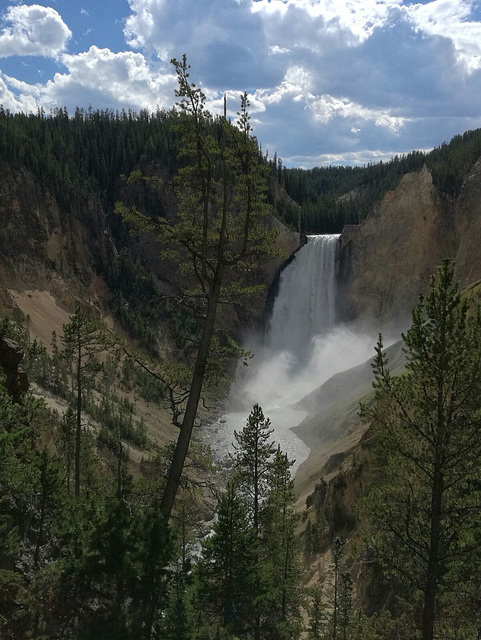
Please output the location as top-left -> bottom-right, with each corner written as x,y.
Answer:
196,481 -> 258,638
332,537 -> 344,640
261,447 -> 302,639
233,403 -> 275,534
162,558 -> 194,640
61,309 -> 108,497
56,407 -> 76,493
117,57 -> 278,522
362,260 -> 481,639
306,583 -> 327,640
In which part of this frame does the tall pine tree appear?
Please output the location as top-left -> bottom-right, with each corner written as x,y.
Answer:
362,260 -> 481,639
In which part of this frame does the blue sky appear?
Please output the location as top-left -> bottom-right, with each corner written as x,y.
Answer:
1,0 -> 481,167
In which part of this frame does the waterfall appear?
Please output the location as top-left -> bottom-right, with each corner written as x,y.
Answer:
204,232 -> 373,472
267,234 -> 340,362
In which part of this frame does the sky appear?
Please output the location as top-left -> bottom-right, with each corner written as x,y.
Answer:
0,0 -> 481,168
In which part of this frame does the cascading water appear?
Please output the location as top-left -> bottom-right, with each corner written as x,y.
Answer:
203,234 -> 373,472
268,234 -> 339,361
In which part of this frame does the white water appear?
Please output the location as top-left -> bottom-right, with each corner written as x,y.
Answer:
203,234 -> 375,473
268,234 -> 338,363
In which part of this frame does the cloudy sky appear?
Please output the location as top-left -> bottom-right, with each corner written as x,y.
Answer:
0,0 -> 480,167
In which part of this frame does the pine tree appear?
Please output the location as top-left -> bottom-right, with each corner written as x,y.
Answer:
56,407 -> 75,493
233,403 -> 275,534
261,447 -> 302,639
306,583 -> 327,640
196,481 -> 258,637
332,537 -> 344,640
116,57 -> 279,522
362,260 -> 481,639
61,309 -> 108,497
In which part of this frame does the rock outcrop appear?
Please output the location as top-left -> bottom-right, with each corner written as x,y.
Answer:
453,158 -> 481,287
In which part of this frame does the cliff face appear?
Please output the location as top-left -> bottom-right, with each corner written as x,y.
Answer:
337,162 -> 481,327
0,165 -> 301,342
0,166 -> 108,314
453,158 -> 481,286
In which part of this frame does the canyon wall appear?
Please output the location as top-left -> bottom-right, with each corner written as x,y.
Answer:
0,165 -> 301,340
338,161 -> 481,328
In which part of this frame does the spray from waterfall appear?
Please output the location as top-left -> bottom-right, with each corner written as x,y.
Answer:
205,234 -> 376,470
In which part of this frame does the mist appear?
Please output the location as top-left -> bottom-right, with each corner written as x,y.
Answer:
201,323 -> 379,473
234,324 -> 378,413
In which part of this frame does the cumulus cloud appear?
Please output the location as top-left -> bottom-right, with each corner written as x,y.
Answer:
0,73 -> 39,111
0,4 -> 71,58
1,47 -> 177,114
125,0 -> 282,88
55,47 -> 177,111
408,0 -> 481,72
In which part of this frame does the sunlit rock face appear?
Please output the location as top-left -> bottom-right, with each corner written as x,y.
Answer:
454,158 -> 481,287
337,165 -> 457,328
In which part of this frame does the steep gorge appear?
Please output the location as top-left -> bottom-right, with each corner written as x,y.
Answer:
3,132 -> 481,500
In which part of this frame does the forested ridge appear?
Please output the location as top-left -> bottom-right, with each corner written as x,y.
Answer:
2,106 -> 481,236
275,128 -> 481,232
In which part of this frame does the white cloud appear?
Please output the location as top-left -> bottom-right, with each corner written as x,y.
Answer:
124,0 -> 281,88
286,147 -> 427,169
0,74 -> 37,111
408,0 -> 481,72
0,4 -> 71,58
269,45 -> 292,55
252,0 -> 404,51
56,47 -> 177,110
1,46 -> 177,114
249,65 -> 406,136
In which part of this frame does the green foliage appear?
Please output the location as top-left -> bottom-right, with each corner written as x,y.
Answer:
0,104 -> 180,214
119,56 -> 280,523
361,260 -> 481,638
196,481 -> 259,637
196,405 -> 303,640
1,93 -> 480,245
261,448 -> 303,639
306,583 -> 328,640
232,403 -> 275,533
0,314 -> 27,343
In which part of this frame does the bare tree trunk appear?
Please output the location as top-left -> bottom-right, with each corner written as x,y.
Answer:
160,273 -> 222,522
75,338 -> 82,498
422,464 -> 443,640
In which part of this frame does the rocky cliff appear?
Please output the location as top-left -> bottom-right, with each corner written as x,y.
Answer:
338,161 -> 481,327
0,164 -> 301,344
0,165 -> 110,323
